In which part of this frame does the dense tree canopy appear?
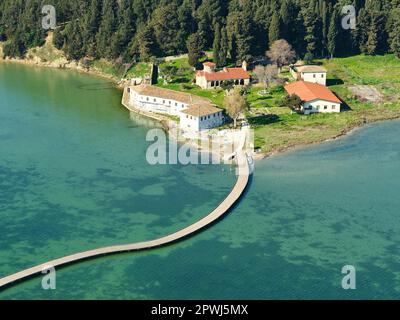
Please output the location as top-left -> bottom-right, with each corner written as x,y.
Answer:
1,0 -> 399,62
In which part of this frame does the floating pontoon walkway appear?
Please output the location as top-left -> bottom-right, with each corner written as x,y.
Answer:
0,142 -> 251,289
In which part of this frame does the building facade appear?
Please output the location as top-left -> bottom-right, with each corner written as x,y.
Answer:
196,61 -> 251,89
180,105 -> 224,131
284,81 -> 341,115
301,99 -> 341,115
290,65 -> 328,86
127,85 -> 224,131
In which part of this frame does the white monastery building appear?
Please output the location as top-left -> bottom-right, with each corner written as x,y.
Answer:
290,65 -> 328,86
196,61 -> 251,89
127,85 -> 224,131
284,81 -> 341,115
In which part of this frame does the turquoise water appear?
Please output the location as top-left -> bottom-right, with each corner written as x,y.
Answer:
1,63 -> 400,299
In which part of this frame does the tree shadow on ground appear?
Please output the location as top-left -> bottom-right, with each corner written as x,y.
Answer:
170,77 -> 191,84
327,78 -> 344,86
248,114 -> 281,126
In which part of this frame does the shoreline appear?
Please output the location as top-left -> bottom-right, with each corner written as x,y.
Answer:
3,58 -> 400,162
0,57 -> 126,89
254,114 -> 400,161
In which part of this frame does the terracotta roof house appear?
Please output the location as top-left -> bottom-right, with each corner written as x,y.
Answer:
196,61 -> 251,89
290,64 -> 328,86
284,81 -> 341,114
127,85 -> 224,131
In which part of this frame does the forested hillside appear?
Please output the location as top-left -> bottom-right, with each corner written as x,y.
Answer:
1,0 -> 399,64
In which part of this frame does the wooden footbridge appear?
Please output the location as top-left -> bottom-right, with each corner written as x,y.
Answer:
0,143 -> 251,289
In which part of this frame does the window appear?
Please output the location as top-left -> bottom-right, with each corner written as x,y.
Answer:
186,115 -> 188,118
332,105 -> 336,109
175,102 -> 177,106
321,74 -> 324,78
163,100 -> 165,104
324,105 -> 328,110
169,101 -> 171,105
147,97 -> 149,101
154,98 -> 156,102
313,74 -> 316,78
317,105 -> 320,110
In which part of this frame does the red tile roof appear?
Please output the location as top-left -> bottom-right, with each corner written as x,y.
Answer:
284,81 -> 341,104
197,67 -> 251,81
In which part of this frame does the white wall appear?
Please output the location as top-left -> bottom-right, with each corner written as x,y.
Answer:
180,114 -> 200,131
129,91 -> 188,116
196,76 -> 251,89
196,76 -> 208,89
180,111 -> 224,131
303,99 -> 341,115
199,111 -> 224,130
301,72 -> 327,86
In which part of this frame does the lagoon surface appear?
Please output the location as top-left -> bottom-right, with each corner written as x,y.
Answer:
1,63 -> 400,299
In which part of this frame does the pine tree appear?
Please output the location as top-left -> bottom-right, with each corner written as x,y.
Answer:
82,0 -> 102,57
116,0 -> 135,55
389,9 -> 400,58
365,25 -> 378,55
152,3 -> 185,55
64,19 -> 85,60
135,26 -> 157,62
357,8 -> 371,54
96,0 -> 118,59
227,10 -> 254,64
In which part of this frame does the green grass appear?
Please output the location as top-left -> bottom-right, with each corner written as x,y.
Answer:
156,57 -> 226,107
90,59 -> 121,78
152,54 -> 400,155
247,85 -> 286,109
27,44 -> 65,62
253,54 -> 400,154
126,62 -> 151,78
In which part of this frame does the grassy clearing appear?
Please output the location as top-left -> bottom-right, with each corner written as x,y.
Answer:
253,54 -> 400,154
126,62 -> 151,78
90,59 -> 122,78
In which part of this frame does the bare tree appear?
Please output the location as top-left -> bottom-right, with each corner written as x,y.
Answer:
266,39 -> 296,72
253,64 -> 279,93
224,88 -> 248,128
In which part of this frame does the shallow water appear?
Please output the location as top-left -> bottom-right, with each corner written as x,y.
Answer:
1,63 -> 400,299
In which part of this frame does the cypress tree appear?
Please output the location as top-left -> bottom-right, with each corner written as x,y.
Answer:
187,33 -> 203,67
302,1 -> 318,55
327,10 -> 338,58
389,9 -> 400,58
268,13 -> 280,46
220,26 -> 228,66
213,23 -> 222,67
